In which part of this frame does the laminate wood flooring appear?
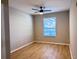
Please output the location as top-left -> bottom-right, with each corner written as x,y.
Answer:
10,43 -> 71,59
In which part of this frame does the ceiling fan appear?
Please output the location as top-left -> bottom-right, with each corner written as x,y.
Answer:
32,6 -> 52,13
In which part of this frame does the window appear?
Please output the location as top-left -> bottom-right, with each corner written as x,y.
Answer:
43,17 -> 56,36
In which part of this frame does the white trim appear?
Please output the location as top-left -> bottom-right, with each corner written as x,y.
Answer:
10,41 -> 70,53
34,41 -> 69,46
10,42 -> 34,53
69,45 -> 73,59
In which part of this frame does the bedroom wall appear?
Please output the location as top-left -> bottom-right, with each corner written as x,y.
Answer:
33,11 -> 70,44
69,0 -> 77,59
9,7 -> 34,52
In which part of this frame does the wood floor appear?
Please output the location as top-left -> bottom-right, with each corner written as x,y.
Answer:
10,43 -> 71,59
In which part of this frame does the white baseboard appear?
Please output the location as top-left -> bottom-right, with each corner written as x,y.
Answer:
69,46 -> 73,59
10,41 -> 69,53
34,41 -> 69,46
10,42 -> 34,53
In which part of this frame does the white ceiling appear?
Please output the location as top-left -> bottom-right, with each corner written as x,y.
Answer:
9,0 -> 71,15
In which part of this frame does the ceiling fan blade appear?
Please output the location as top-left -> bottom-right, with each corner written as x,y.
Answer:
35,12 -> 38,13
32,8 -> 39,10
43,10 -> 52,12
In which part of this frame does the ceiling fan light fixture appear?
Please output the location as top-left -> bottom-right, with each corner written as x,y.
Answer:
39,12 -> 43,14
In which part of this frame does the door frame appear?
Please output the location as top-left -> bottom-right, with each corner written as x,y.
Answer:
1,0 -> 10,59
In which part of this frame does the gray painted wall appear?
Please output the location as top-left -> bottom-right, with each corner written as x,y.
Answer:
9,7 -> 34,51
33,11 -> 70,44
70,0 -> 77,59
